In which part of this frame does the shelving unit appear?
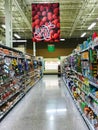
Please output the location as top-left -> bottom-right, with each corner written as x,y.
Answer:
0,44 -> 43,121
62,37 -> 98,130
63,77 -> 95,130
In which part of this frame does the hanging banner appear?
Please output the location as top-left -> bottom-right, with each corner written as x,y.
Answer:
32,3 -> 60,42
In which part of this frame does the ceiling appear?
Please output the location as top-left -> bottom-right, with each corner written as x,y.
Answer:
0,0 -> 98,42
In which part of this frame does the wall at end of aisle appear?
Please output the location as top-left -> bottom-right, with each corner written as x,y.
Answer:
36,48 -> 73,58
26,48 -> 33,55
13,38 -> 86,58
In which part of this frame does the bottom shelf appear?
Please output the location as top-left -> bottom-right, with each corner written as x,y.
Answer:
0,78 -> 41,121
0,93 -> 24,121
63,77 -> 97,130
24,78 -> 40,94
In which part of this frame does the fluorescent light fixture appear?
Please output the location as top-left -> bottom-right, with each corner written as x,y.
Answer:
88,22 -> 96,30
2,24 -> 6,29
81,32 -> 86,37
14,33 -> 21,39
13,40 -> 27,42
60,39 -> 65,41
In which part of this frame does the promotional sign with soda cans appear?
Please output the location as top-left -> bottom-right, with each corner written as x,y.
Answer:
32,3 -> 60,42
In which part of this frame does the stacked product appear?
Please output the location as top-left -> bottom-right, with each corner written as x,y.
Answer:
62,32 -> 98,130
0,45 -> 43,120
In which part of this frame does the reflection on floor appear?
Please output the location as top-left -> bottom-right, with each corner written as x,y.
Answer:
0,75 -> 89,130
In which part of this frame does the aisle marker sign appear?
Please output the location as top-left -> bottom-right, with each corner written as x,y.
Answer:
32,3 -> 60,42
48,44 -> 55,52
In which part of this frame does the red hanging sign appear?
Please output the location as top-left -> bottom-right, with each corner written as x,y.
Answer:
32,3 -> 60,42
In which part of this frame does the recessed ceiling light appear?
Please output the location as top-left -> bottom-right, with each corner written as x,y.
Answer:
88,22 -> 96,30
2,24 -> 6,29
60,39 -> 65,41
13,40 -> 27,42
14,33 -> 21,39
81,32 -> 86,37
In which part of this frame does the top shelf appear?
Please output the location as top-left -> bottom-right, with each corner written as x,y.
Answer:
92,43 -> 98,49
80,47 -> 90,53
89,81 -> 98,88
0,44 -> 22,53
79,42 -> 98,53
0,53 -> 24,59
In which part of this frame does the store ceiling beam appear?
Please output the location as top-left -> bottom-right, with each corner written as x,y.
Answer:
13,28 -> 30,30
60,8 -> 80,10
69,0 -> 97,37
69,0 -> 89,37
80,4 -> 97,29
14,0 -> 31,31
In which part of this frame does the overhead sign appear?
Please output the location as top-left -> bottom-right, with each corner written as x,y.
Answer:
48,44 -> 55,52
32,3 -> 60,42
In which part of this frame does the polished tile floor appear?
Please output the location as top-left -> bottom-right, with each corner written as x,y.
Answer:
0,75 -> 89,130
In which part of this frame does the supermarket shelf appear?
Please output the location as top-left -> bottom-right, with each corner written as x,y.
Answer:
71,69 -> 89,81
30,74 -> 35,78
63,77 -> 95,130
18,57 -> 25,59
4,54 -> 18,58
80,47 -> 89,53
71,69 -> 77,73
25,73 -> 35,78
89,81 -> 98,88
79,87 -> 88,95
82,114 -> 95,130
63,77 -> 74,99
25,80 -> 31,84
25,78 -> 40,94
72,69 -> 98,89
79,88 -> 98,116
92,43 -> 98,49
0,53 -> 5,57
28,70 -> 34,74
70,75 -> 76,79
0,43 -> 43,121
0,78 -> 13,86
75,101 -> 83,113
0,44 -> 22,53
0,53 -> 24,59
71,69 -> 82,76
76,77 -> 86,85
16,74 -> 26,79
74,97 -> 95,130
89,93 -> 98,103
76,78 -> 98,102
0,82 -> 21,96
76,85 -> 98,116
0,77 -> 41,121
81,58 -> 89,61
0,87 -> 24,107
79,95 -> 98,116
0,93 -> 25,121
0,63 -> 4,66
88,104 -> 98,116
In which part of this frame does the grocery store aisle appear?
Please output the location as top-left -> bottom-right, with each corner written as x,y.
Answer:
0,75 -> 89,130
